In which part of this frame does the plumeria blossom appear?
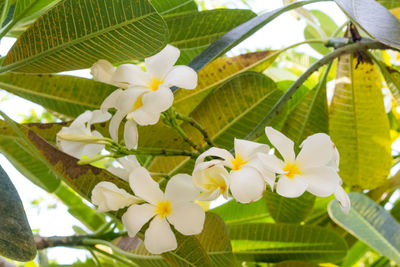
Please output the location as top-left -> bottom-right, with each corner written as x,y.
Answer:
300,135 -> 350,214
194,139 -> 275,203
192,160 -> 230,201
258,127 -> 343,200
57,110 -> 111,159
91,167 -> 205,254
91,59 -> 137,89
107,155 -> 141,181
122,167 -> 205,254
91,182 -> 141,212
98,45 -> 197,149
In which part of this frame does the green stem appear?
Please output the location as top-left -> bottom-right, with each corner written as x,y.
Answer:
331,20 -> 349,37
175,112 -> 216,147
245,38 -> 393,140
88,248 -> 102,267
172,121 -> 199,151
91,246 -> 135,267
110,145 -> 199,159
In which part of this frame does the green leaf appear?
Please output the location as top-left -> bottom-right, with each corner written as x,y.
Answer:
329,54 -> 391,189
228,223 -> 347,263
150,0 -> 197,15
304,25 -> 331,55
0,164 -> 36,261
0,121 -> 106,231
274,261 -> 319,267
211,195 -> 273,225
329,192 -> 400,265
376,0 -> 400,9
196,212 -> 236,267
2,0 -> 168,73
187,0 -> 327,74
166,9 -> 255,60
0,73 -> 116,118
174,50 -> 277,115
342,241 -> 370,267
333,0 -> 400,50
264,191 -> 315,223
149,72 -> 283,174
309,10 -> 338,36
281,64 -> 330,148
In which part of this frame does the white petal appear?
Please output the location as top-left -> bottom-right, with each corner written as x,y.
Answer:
91,59 -> 116,85
122,204 -> 155,237
296,133 -> 334,168
109,110 -> 126,142
130,108 -> 160,126
247,157 -> 276,191
334,186 -> 351,214
124,120 -> 138,149
119,155 -> 141,170
198,188 -> 223,201
144,217 -> 177,254
165,174 -> 200,204
192,160 -> 229,200
164,65 -> 198,89
230,167 -> 266,203
107,165 -> 130,181
145,45 -> 180,79
119,88 -> 147,111
142,86 -> 174,113
129,167 -> 164,204
302,166 -> 341,197
57,139 -> 85,159
82,143 -> 104,157
257,153 -> 285,174
276,175 -> 308,198
101,89 -> 124,111
90,110 -> 112,124
195,147 -> 234,166
113,64 -> 150,87
70,111 -> 92,128
91,182 -> 139,212
167,203 -> 205,235
234,138 -> 270,161
265,127 -> 295,163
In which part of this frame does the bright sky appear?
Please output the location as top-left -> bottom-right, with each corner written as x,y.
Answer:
0,0 -> 348,264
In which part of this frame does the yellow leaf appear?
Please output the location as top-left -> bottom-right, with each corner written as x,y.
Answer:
329,55 -> 392,189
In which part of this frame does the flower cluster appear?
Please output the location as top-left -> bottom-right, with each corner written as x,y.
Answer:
56,44 -> 350,255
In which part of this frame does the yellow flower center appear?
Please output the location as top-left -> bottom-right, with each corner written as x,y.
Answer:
149,78 -> 164,91
132,95 -> 143,111
155,201 -> 172,218
231,154 -> 248,171
283,162 -> 301,179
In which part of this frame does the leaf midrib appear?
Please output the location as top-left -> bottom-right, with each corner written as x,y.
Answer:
2,11 -> 156,72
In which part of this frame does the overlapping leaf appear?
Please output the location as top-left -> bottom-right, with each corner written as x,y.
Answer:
150,0 -> 197,15
333,0 -> 400,50
211,195 -> 273,225
264,191 -> 315,223
374,60 -> 400,105
329,55 -> 391,189
2,0 -> 168,73
174,51 -> 278,115
329,192 -> 400,264
0,73 -> 116,118
228,223 -> 347,263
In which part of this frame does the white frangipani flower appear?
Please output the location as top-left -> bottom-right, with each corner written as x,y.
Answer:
122,167 -> 205,254
192,160 -> 230,201
99,45 -> 197,148
258,127 -> 342,199
195,139 -> 274,204
56,110 -> 111,159
91,182 -> 141,212
91,59 -> 139,89
107,155 -> 141,181
301,133 -> 350,213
